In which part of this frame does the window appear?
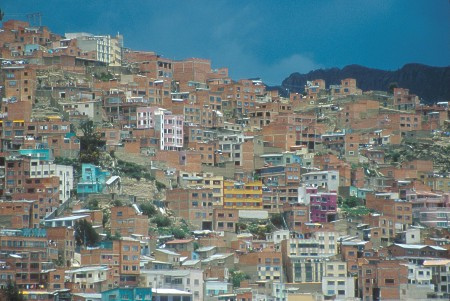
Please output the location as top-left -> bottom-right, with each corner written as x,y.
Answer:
385,278 -> 394,284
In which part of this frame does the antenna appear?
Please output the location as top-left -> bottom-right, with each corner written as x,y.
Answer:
26,12 -> 42,26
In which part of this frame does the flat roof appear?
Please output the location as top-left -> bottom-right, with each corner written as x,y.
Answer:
156,249 -> 180,256
45,215 -> 89,222
66,265 -> 109,273
153,288 -> 192,296
394,243 -> 446,251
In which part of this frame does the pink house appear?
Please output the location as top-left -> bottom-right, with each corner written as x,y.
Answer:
136,107 -> 184,150
307,187 -> 337,223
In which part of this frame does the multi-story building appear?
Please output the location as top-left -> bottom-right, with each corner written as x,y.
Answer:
110,206 -> 149,237
223,180 -> 263,210
139,269 -> 204,301
282,202 -> 310,233
393,88 -> 420,110
301,170 -> 339,192
322,261 -> 356,300
281,232 -> 339,283
65,265 -> 110,293
0,200 -> 35,228
423,259 -> 450,299
81,238 -> 141,287
304,79 -> 326,100
0,228 -> 58,289
239,250 -> 283,282
358,260 -> 408,301
1,61 -> 36,103
28,159 -> 74,202
166,188 -> 215,230
76,163 -> 110,196
262,185 -> 300,213
66,32 -> 123,66
330,78 -> 362,98
213,208 -> 239,232
153,108 -> 184,151
400,263 -> 435,300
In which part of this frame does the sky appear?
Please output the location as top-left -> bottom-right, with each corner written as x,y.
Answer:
2,0 -> 449,85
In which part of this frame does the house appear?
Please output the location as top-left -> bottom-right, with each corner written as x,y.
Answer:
76,163 -> 110,196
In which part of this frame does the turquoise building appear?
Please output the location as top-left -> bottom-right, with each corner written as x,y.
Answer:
19,147 -> 52,161
76,163 -> 110,196
101,287 -> 152,301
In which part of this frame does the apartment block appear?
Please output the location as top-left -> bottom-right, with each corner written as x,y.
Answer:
80,238 -> 141,287
322,261 -> 356,300
0,228 -> 58,289
223,180 -> 263,210
239,250 -> 283,282
358,260 -> 408,301
165,188 -> 215,230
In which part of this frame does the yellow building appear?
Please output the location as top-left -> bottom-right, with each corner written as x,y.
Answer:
181,172 -> 224,204
223,180 -> 262,210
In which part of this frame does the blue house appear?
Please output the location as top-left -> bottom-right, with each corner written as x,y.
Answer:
76,163 -> 110,196
101,287 -> 152,301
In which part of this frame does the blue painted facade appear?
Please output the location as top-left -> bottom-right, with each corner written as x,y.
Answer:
101,287 -> 152,301
19,147 -> 52,161
76,163 -> 110,195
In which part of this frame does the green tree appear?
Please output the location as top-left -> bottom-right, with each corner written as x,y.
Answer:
112,199 -> 123,207
171,228 -> 187,239
1,280 -> 24,301
151,214 -> 172,227
140,202 -> 157,217
74,220 -> 100,247
79,120 -> 105,165
229,270 -> 250,288
248,223 -> 273,240
270,213 -> 284,228
341,196 -> 362,208
388,82 -> 398,94
86,199 -> 100,210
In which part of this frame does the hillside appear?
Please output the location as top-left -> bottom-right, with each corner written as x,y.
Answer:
281,63 -> 450,103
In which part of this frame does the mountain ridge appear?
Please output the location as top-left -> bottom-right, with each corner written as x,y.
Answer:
281,63 -> 450,103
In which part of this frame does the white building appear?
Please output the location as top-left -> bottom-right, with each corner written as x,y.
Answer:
65,32 -> 123,66
322,261 -> 356,300
65,265 -> 109,291
140,269 -> 203,301
301,170 -> 339,192
61,100 -> 103,123
399,263 -> 435,300
266,229 -> 290,245
28,159 -> 74,202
